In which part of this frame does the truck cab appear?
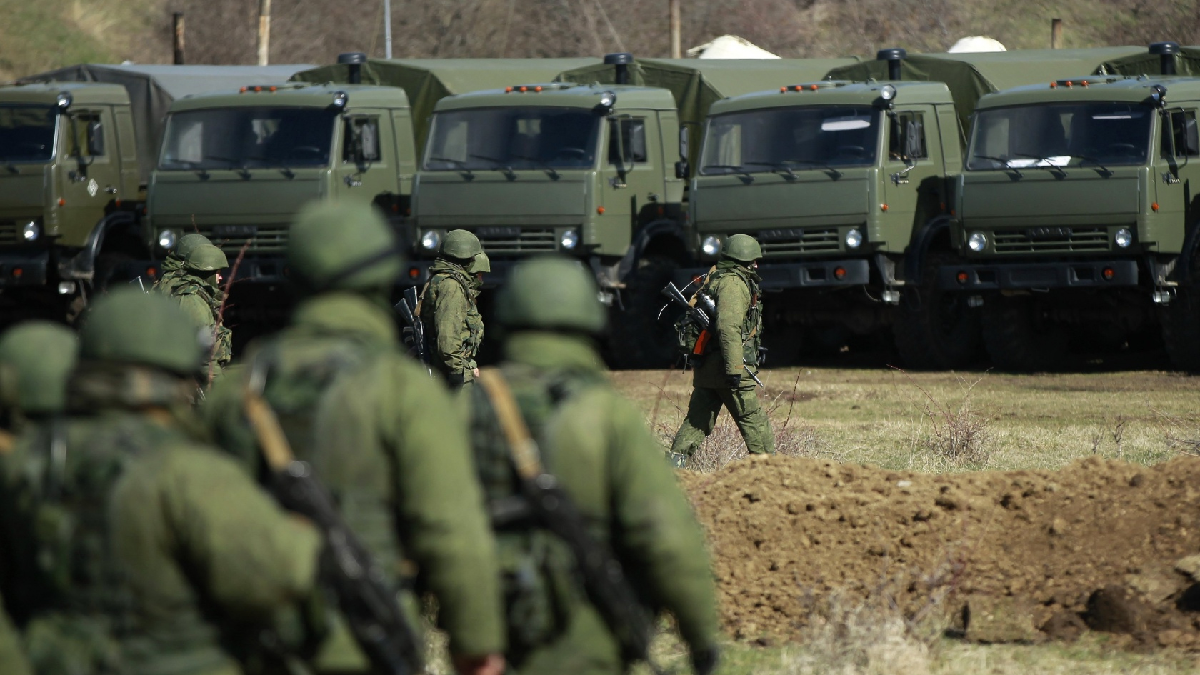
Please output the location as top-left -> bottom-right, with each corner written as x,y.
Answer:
146,82 -> 415,325
0,82 -> 143,311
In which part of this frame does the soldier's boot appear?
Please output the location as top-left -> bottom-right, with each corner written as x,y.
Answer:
668,452 -> 688,468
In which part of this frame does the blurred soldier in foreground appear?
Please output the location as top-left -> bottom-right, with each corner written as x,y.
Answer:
671,233 -> 774,464
0,321 -> 76,675
204,202 -> 505,675
462,257 -> 720,675
0,290 -> 322,675
421,229 -> 485,387
155,241 -> 233,382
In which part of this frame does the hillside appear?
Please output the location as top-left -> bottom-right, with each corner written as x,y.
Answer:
0,0 -> 1196,80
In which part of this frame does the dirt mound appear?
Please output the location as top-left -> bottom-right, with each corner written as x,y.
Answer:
680,455 -> 1200,648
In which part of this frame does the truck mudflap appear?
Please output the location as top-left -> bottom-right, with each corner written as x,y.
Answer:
677,259 -> 871,291
0,252 -> 49,287
937,260 -> 1139,290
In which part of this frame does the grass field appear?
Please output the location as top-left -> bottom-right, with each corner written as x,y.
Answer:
608,364 -> 1200,674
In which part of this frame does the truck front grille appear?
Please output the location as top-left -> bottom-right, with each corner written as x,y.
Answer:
757,228 -> 841,256
993,227 -> 1110,253
0,222 -> 18,245
199,224 -> 290,257
474,227 -> 556,255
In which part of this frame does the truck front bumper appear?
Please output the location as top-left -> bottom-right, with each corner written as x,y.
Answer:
937,260 -> 1139,290
678,259 -> 870,291
0,252 -> 49,287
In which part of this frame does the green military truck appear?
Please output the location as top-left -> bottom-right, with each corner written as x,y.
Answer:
149,55 -> 599,331
408,54 -> 856,367
936,42 -> 1200,371
684,46 -> 1162,368
0,64 -> 308,321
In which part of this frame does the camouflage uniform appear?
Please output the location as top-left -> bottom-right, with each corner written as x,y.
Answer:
0,589 -> 29,675
462,258 -> 720,675
671,237 -> 775,459
155,243 -> 233,382
0,290 -> 321,675
421,230 -> 485,387
203,203 -> 504,669
464,252 -> 490,376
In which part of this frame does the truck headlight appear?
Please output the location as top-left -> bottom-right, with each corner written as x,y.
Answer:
21,221 -> 40,242
967,232 -> 987,252
1114,228 -> 1133,248
701,235 -> 722,257
157,229 -> 177,250
560,229 -> 579,250
420,230 -> 441,252
845,228 -> 863,249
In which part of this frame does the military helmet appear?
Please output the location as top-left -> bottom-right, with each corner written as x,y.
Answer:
468,252 -> 491,275
442,229 -> 482,261
723,233 -> 763,262
0,321 -> 78,415
496,256 -> 606,335
79,288 -> 203,376
287,201 -> 404,293
183,243 -> 228,273
174,233 -> 213,261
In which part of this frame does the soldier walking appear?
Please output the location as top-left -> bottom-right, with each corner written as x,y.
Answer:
462,257 -> 721,675
203,202 -> 505,675
155,242 -> 233,381
670,233 -> 775,464
421,229 -> 485,387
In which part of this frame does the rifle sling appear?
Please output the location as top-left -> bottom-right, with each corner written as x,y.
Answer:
476,369 -> 545,480
243,386 -> 296,472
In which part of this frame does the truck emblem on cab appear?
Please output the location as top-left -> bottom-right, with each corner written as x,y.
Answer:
87,179 -> 99,197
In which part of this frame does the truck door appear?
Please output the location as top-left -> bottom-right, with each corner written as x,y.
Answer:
597,113 -> 662,253
881,105 -> 942,246
112,106 -> 140,198
336,110 -> 397,206
1154,107 -> 1196,253
55,107 -> 116,241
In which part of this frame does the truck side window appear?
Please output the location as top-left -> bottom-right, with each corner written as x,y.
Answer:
889,112 -> 926,161
1162,110 -> 1199,158
344,117 -> 381,162
608,119 -> 647,165
70,112 -> 105,157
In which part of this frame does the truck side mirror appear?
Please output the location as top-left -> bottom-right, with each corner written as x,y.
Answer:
903,120 -> 922,163
609,117 -> 628,176
674,159 -> 690,179
678,127 -> 689,160
87,121 -> 105,157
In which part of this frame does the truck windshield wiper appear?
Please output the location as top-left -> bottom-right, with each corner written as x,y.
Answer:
1073,154 -> 1112,175
777,159 -> 844,179
513,154 -> 559,180
429,156 -> 473,176
740,161 -> 794,178
469,153 -> 515,179
702,164 -> 753,176
1012,152 -> 1067,177
972,154 -> 1022,176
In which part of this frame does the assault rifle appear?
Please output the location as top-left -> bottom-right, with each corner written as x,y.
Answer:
244,372 -> 424,675
477,371 -> 664,675
395,287 -> 430,375
661,282 -> 763,387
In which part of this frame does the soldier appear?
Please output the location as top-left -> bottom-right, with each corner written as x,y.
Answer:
461,257 -> 721,675
0,289 -> 323,675
670,233 -> 774,464
0,591 -> 29,675
203,202 -> 505,675
153,232 -> 215,295
155,242 -> 233,382
421,229 -> 485,387
464,252 -> 490,380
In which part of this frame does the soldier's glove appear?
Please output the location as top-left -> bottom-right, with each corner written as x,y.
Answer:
690,645 -> 720,675
724,374 -> 742,389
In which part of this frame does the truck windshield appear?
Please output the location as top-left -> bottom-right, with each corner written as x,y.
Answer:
967,102 -> 1153,170
699,106 -> 879,175
0,105 -> 56,163
423,108 -> 600,171
158,107 -> 337,170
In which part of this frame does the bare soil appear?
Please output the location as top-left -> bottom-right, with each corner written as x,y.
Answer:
680,455 -> 1200,650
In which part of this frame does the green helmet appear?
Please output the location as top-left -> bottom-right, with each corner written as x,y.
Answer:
79,288 -> 203,376
468,252 -> 491,275
442,229 -> 482,261
287,201 -> 404,293
723,233 -> 763,262
0,321 -> 78,415
183,243 -> 228,273
496,256 -> 606,335
174,233 -> 213,261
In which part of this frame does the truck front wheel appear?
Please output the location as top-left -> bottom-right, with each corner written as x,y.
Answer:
608,255 -> 680,370
980,294 -> 1067,372
1161,251 -> 1200,372
892,252 -> 981,370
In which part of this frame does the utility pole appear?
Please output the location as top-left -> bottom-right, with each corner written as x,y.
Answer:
172,12 -> 185,65
669,0 -> 681,58
257,0 -> 272,66
384,0 -> 393,59
1050,18 -> 1063,49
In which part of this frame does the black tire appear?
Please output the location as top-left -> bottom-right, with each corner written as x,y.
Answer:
1161,251 -> 1200,372
980,294 -> 1068,372
892,252 -> 981,370
93,251 -> 135,294
608,255 -> 681,369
